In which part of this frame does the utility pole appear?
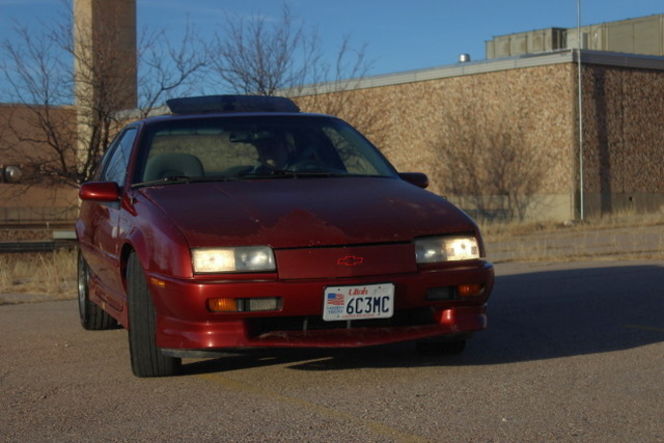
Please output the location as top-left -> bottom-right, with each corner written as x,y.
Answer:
577,0 -> 585,220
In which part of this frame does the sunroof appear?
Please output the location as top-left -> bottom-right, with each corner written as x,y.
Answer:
166,95 -> 300,114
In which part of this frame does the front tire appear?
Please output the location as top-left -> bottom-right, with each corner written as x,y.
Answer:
126,252 -> 181,377
78,250 -> 117,330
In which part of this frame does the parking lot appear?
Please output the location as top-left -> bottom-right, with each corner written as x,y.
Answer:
1,255 -> 663,441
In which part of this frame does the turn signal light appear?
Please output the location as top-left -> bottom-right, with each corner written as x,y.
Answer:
207,297 -> 281,312
457,284 -> 483,297
207,298 -> 239,312
149,277 -> 167,288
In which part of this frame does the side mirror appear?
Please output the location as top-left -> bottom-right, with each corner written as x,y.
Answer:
79,182 -> 121,202
399,172 -> 429,189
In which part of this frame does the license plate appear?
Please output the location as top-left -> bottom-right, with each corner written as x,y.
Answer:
323,283 -> 394,321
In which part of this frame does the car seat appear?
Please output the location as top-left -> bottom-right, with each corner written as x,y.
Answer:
143,153 -> 204,181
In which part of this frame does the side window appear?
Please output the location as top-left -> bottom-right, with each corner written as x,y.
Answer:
101,128 -> 137,185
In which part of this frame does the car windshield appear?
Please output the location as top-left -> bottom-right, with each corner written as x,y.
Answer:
133,115 -> 397,186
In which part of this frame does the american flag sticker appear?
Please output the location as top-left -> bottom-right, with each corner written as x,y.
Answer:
326,292 -> 345,306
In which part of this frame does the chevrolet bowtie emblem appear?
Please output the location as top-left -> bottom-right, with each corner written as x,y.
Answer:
336,255 -> 365,266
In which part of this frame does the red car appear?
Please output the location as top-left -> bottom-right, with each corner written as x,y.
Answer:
76,95 -> 494,377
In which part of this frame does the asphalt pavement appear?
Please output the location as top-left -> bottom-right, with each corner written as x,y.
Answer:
1,259 -> 663,442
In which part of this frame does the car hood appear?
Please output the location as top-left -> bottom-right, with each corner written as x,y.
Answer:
138,177 -> 477,249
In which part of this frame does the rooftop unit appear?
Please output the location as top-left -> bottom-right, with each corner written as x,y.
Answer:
486,14 -> 664,59
486,28 -> 566,59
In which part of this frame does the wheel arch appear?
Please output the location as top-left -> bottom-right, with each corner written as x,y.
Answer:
120,242 -> 137,291
119,226 -> 152,293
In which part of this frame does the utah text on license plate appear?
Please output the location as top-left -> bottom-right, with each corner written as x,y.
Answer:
323,283 -> 394,321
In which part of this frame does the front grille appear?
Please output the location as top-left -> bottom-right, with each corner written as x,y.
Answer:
247,307 -> 436,337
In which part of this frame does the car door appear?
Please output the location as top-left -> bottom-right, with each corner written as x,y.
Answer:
86,127 -> 137,309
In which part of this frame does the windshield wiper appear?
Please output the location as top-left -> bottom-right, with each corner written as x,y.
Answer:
133,175 -> 246,188
132,175 -> 190,188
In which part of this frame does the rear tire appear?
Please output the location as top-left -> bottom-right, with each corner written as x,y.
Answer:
78,250 -> 117,330
126,252 -> 181,377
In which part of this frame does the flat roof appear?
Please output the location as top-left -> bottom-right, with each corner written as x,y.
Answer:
291,49 -> 664,95
118,49 -> 664,119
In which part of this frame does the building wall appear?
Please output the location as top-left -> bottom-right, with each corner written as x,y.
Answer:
580,64 -> 664,214
299,57 -> 664,221
0,104 -> 78,222
297,63 -> 578,221
0,185 -> 78,222
3,51 -> 663,223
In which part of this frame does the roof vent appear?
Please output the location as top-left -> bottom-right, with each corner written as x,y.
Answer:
458,53 -> 471,63
166,95 -> 300,114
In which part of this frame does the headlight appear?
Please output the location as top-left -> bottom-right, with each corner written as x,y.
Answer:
192,246 -> 275,273
415,235 -> 480,263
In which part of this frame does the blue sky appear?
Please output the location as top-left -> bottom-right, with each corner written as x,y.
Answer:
1,0 -> 663,77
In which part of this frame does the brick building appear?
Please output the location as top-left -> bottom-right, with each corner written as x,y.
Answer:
0,104 -> 79,222
296,49 -> 664,221
0,0 -> 135,223
1,10 -> 663,223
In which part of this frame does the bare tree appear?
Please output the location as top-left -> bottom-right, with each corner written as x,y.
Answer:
208,5 -> 388,146
292,37 -> 391,147
437,105 -> 549,221
0,8 -> 207,188
209,5 -> 317,96
137,23 -> 208,118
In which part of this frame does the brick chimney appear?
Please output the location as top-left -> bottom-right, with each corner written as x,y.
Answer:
73,0 -> 137,112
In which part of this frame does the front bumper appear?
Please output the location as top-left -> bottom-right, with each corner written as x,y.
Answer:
148,261 -> 494,350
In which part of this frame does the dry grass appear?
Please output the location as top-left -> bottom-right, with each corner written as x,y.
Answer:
0,228 -> 53,242
0,211 -> 663,304
482,211 -> 664,263
0,249 -> 76,304
481,210 -> 664,242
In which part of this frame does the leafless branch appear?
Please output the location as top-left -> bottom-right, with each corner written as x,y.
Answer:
207,4 -> 385,147
138,22 -> 208,117
436,103 -> 549,221
209,5 -> 315,95
0,5 -> 207,188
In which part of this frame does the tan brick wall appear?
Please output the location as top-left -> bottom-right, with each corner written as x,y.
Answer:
0,104 -> 78,222
580,64 -> 664,213
298,60 -> 664,220
0,104 -> 76,163
297,64 -> 578,220
3,55 -> 663,222
0,185 -> 78,221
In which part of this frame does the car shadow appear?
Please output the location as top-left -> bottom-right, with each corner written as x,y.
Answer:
181,264 -> 664,375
